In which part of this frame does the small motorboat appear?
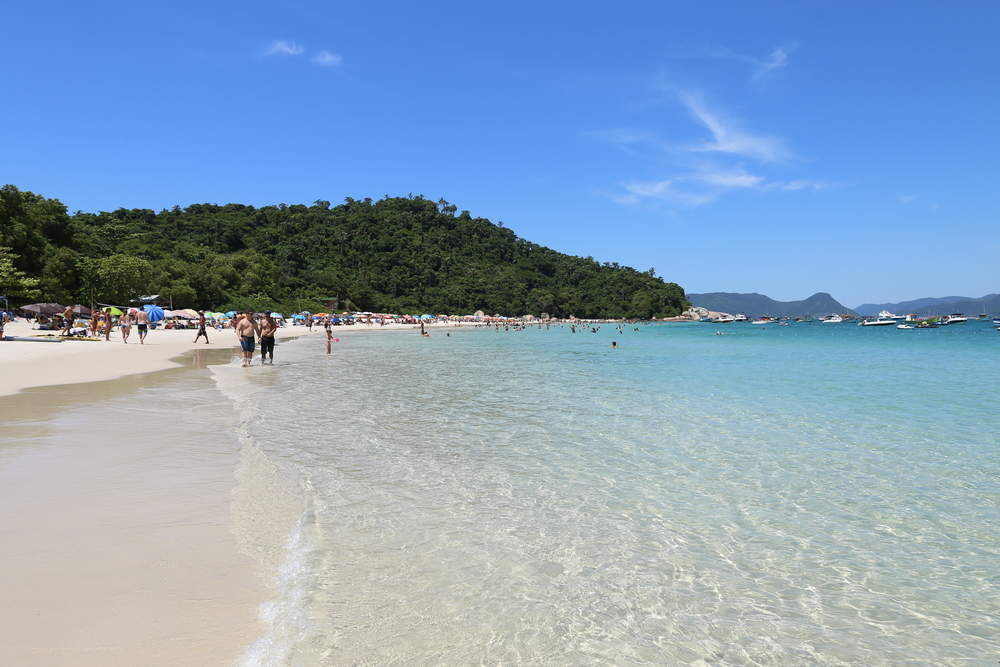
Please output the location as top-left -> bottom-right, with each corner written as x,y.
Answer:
942,314 -> 968,324
859,318 -> 896,326
820,315 -> 844,323
897,324 -> 913,329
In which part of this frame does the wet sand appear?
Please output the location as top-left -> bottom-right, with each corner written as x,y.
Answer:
0,349 -> 264,665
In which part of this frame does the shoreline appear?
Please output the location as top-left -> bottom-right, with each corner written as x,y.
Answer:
0,347 -> 268,665
0,320 -> 464,398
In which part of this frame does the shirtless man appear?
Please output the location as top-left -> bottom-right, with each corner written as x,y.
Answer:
134,306 -> 150,344
258,313 -> 278,364
235,311 -> 259,367
61,305 -> 74,336
194,310 -> 209,344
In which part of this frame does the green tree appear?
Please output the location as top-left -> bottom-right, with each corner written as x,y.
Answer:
94,254 -> 153,304
0,246 -> 41,298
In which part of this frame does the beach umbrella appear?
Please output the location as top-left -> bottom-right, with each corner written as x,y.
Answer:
21,303 -> 65,315
225,310 -> 237,317
102,306 -> 124,316
179,308 -> 200,319
420,314 -> 434,320
144,304 -> 165,322
270,313 -> 284,319
71,304 -> 92,316
292,314 -> 305,320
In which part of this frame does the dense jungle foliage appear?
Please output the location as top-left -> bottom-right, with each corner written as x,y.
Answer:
0,184 -> 687,318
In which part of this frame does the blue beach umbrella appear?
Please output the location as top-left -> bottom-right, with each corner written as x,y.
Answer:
225,310 -> 237,317
292,314 -> 305,320
420,314 -> 434,320
271,313 -> 284,319
143,304 -> 165,322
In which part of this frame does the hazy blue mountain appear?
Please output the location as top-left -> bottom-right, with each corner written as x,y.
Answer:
688,292 -> 854,317
855,294 -> 999,316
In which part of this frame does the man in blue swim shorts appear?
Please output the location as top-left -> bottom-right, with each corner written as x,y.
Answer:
234,310 -> 259,367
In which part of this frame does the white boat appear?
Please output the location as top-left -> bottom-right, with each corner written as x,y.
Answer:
879,310 -> 905,320
859,318 -> 896,326
712,315 -> 735,324
897,324 -> 914,329
820,315 -> 844,323
734,314 -> 748,322
942,314 -> 968,324
751,317 -> 775,324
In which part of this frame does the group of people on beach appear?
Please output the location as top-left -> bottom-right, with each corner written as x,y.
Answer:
232,311 -> 279,367
76,306 -> 151,343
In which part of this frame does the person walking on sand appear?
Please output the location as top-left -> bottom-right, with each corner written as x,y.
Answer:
259,312 -> 277,364
61,305 -> 74,336
103,310 -> 113,341
134,306 -> 150,344
235,310 -> 259,367
194,310 -> 209,344
119,309 -> 131,343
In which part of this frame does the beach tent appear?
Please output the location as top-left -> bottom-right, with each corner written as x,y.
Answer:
143,304 -> 165,322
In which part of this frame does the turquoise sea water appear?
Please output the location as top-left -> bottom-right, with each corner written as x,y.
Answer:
218,321 -> 999,665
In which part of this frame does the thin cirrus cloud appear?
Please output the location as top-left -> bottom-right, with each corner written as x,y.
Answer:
262,40 -> 341,68
264,40 -> 304,56
596,89 -> 826,208
681,93 -> 790,163
616,169 -> 827,208
693,42 -> 800,83
311,50 -> 343,68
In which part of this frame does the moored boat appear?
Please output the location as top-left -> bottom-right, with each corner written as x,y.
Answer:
859,318 -> 896,326
942,313 -> 968,324
820,315 -> 844,323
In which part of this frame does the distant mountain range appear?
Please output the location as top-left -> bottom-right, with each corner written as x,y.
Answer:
687,292 -> 854,317
854,294 -> 999,316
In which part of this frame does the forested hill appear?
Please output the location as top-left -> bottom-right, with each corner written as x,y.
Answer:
0,185 -> 687,319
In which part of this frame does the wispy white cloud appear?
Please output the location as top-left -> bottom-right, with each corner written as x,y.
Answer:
694,42 -> 800,83
613,180 -> 715,207
684,167 -> 763,188
681,93 -> 791,162
897,194 -> 916,204
264,40 -> 304,57
764,179 -> 828,191
311,50 -> 343,68
749,44 -> 797,82
611,167 -> 827,208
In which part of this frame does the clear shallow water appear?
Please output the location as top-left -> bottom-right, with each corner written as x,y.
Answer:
219,322 -> 999,665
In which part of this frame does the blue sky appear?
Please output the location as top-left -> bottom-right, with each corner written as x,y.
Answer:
4,1 -> 998,306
